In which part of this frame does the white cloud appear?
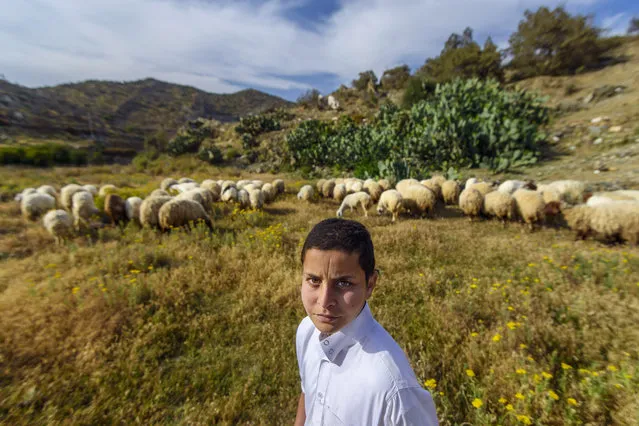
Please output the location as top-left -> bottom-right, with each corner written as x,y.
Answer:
0,0 -> 605,97
601,12 -> 630,36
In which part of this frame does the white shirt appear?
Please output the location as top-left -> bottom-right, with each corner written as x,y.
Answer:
296,303 -> 438,425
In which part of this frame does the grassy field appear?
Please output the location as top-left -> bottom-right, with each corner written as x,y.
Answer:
1,164 -> 638,425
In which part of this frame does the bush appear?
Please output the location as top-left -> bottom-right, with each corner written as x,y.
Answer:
167,134 -> 201,156
0,143 -> 89,167
296,89 -> 321,108
508,6 -> 618,78
380,65 -> 411,91
401,76 -> 437,109
197,144 -> 223,164
287,78 -> 549,176
352,70 -> 378,91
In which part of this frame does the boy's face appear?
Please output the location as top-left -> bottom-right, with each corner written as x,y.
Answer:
301,248 -> 377,335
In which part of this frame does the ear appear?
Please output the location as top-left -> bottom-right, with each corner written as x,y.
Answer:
365,269 -> 378,299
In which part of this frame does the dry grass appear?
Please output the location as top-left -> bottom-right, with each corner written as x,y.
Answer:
0,166 -> 638,425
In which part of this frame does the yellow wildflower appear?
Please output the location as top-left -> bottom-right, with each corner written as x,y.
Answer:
424,379 -> 437,390
548,390 -> 559,400
466,369 -> 475,377
492,333 -> 502,342
591,371 -> 599,377
516,368 -> 526,375
470,332 -> 478,337
527,356 -> 534,362
614,384 -> 623,389
470,284 -> 477,289
508,306 -> 515,311
607,365 -> 618,372
515,393 -> 524,400
498,397 -> 507,404
517,415 -> 532,425
471,398 -> 483,409
506,404 -> 514,411
542,372 -> 553,379
507,322 -> 517,330
567,398 -> 578,406
72,287 -> 80,295
561,363 -> 572,370
519,343 -> 527,349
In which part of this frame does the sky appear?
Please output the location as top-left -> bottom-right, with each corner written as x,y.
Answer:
0,0 -> 637,101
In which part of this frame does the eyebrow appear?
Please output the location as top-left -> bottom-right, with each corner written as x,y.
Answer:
303,273 -> 356,280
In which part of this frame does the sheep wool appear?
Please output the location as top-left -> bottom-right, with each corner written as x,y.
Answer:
150,189 -> 171,198
98,184 -> 117,197
430,175 -> 447,187
336,192 -> 372,218
37,185 -> 57,198
43,209 -> 74,245
363,181 -> 383,203
395,179 -> 420,194
420,179 -> 442,201
238,189 -> 250,209
316,179 -> 327,194
125,197 -> 143,224
72,191 -> 99,231
565,202 -> 639,245
221,180 -> 236,193
261,183 -> 276,203
398,184 -> 436,217
140,196 -> 173,228
297,185 -> 315,201
178,177 -> 196,184
468,182 -> 495,197
201,180 -> 221,197
222,187 -> 238,203
333,184 -> 347,202
21,193 -> 56,221
442,180 -> 461,205
249,189 -> 265,210
105,194 -> 127,225
544,180 -> 588,205
83,184 -> 98,196
498,180 -> 536,195
273,179 -> 285,194
158,199 -> 213,231
483,191 -> 515,223
459,188 -> 483,219
161,178 -> 178,191
377,179 -> 391,191
322,180 -> 336,198
377,190 -> 403,222
60,184 -> 87,211
513,189 -> 545,230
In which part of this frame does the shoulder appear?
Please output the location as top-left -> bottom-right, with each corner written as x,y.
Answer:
296,316 -> 315,353
361,322 -> 421,391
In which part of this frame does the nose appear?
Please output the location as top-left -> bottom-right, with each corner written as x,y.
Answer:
317,282 -> 336,309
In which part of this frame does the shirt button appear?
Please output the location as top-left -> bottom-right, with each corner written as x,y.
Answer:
318,392 -> 323,399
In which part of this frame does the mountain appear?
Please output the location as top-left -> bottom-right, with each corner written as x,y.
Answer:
0,78 -> 292,149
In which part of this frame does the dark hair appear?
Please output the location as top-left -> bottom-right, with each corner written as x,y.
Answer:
301,218 -> 376,280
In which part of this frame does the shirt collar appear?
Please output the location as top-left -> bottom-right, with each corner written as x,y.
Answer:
317,302 -> 374,363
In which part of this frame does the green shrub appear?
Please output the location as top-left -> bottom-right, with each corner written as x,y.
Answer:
286,78 -> 549,177
167,134 -> 201,156
197,145 -> 223,164
0,144 -> 89,167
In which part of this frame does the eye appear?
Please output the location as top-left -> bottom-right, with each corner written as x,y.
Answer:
306,276 -> 321,286
336,280 -> 352,289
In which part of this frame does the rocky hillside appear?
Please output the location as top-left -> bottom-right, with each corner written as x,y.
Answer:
0,78 -> 291,149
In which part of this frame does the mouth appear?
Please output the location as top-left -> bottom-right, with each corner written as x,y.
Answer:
315,313 -> 340,323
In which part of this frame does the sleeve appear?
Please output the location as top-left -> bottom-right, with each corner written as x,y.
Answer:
295,317 -> 311,394
383,387 -> 439,426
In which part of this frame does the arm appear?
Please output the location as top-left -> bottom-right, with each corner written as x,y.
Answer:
384,388 -> 438,426
294,393 -> 305,426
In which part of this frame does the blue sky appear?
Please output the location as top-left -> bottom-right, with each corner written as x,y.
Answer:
0,0 -> 637,101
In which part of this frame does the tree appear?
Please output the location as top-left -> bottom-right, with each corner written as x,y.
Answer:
380,65 -> 411,91
400,75 -> 436,108
508,6 -> 614,77
296,89 -> 321,108
352,70 -> 378,91
417,28 -> 503,83
629,17 -> 639,34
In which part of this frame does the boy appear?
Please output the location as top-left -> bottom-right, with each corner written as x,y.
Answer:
295,218 -> 438,425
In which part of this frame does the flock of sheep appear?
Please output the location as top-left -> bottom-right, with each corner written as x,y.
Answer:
297,176 -> 639,245
14,177 -> 286,244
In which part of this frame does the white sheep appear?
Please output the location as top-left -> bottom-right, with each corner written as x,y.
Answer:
377,190 -> 403,222
349,181 -> 364,194
378,179 -> 391,191
497,180 -> 536,195
465,177 -> 479,188
248,189 -> 265,210
176,188 -> 216,211
161,178 -> 178,191
316,179 -> 327,194
459,188 -> 483,220
483,191 -> 515,224
336,192 -> 372,218
430,175 -> 447,187
613,190 -> 639,201
565,202 -> 639,244
442,180 -> 461,205
83,184 -> 98,196
541,180 -> 588,205
178,177 -> 196,184
125,197 -> 143,224
322,179 -> 336,198
37,185 -> 57,198
236,180 -> 251,190
468,181 -> 495,197
297,185 -> 315,201
170,182 -> 199,194
158,199 -> 213,231
21,193 -> 56,221
221,180 -> 236,194
140,196 -> 173,228
273,179 -> 285,194
98,184 -> 116,197
14,188 -> 37,203
72,191 -> 99,231
261,183 -> 276,203
43,209 -> 74,245
363,181 -> 383,203
150,189 -> 171,198
251,180 -> 264,189
238,189 -> 250,208
513,189 -> 545,231
60,184 -> 88,211
333,184 -> 347,202
398,184 -> 436,217
222,187 -> 238,203
420,179 -> 442,201
201,180 -> 221,198
395,179 -> 420,194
